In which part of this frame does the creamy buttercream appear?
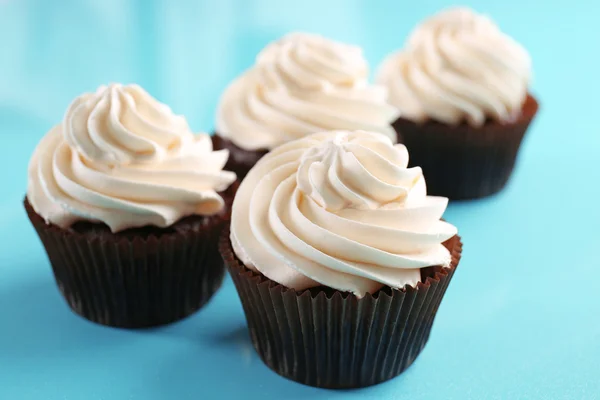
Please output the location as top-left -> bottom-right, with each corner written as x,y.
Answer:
216,33 -> 399,150
231,130 -> 457,297
28,83 -> 236,232
377,7 -> 531,127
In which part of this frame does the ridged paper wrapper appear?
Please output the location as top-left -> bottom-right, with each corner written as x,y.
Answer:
221,229 -> 463,388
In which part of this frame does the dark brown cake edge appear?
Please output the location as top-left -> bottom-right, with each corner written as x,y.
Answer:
212,133 -> 268,180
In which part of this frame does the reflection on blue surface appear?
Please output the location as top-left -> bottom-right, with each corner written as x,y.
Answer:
1,1 -> 599,399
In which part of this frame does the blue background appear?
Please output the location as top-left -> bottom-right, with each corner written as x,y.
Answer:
1,0 -> 598,399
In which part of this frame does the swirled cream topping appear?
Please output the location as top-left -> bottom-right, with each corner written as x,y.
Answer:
376,7 -> 532,127
216,32 -> 399,151
231,130 -> 457,297
28,83 -> 236,232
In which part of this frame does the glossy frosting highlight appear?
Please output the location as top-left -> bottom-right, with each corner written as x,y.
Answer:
377,7 -> 531,127
231,130 -> 457,297
216,33 -> 399,150
28,83 -> 236,232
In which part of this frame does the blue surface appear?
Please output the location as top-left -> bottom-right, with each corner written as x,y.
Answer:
1,1 -> 599,399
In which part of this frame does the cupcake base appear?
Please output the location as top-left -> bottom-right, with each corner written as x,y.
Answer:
212,133 -> 268,180
393,94 -> 539,200
24,183 -> 238,328
220,230 -> 462,389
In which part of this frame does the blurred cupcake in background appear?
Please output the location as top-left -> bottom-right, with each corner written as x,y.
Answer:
213,32 -> 399,178
25,83 -> 238,328
221,130 -> 462,388
377,7 -> 539,199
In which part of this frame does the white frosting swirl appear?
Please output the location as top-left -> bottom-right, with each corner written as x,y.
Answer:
376,7 -> 532,127
231,130 -> 457,297
27,83 -> 236,232
216,33 -> 399,151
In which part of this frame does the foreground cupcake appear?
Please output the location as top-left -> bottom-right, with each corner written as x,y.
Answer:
213,32 -> 399,178
221,130 -> 462,388
377,7 -> 539,199
25,83 -> 237,328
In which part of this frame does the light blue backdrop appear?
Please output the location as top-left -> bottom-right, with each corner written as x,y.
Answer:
0,1 -> 598,399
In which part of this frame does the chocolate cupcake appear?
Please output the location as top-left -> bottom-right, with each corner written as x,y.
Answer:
213,32 -> 399,178
25,83 -> 238,328
222,130 -> 462,388
377,7 -> 539,199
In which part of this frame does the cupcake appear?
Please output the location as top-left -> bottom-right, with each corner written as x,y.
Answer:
377,7 -> 539,199
213,32 -> 399,178
221,130 -> 462,388
25,83 -> 238,328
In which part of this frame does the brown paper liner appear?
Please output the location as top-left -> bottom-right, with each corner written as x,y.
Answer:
393,94 -> 539,200
220,229 -> 462,388
24,184 -> 238,328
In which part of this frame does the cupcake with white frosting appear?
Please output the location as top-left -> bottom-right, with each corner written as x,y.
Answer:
213,32 -> 399,178
25,83 -> 238,328
220,130 -> 462,388
377,7 -> 539,199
